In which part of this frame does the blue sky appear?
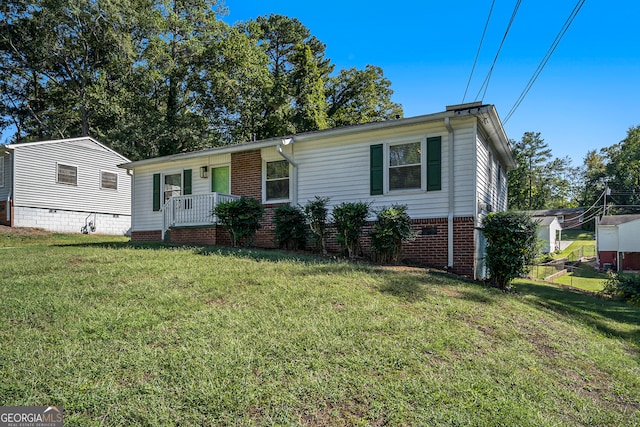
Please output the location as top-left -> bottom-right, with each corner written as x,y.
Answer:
221,0 -> 640,166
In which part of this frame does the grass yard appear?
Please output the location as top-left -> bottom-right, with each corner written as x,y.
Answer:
556,230 -> 596,261
1,232 -> 639,426
553,264 -> 608,293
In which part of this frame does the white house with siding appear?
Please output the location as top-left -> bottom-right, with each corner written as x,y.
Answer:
597,214 -> 640,271
120,103 -> 516,279
0,137 -> 131,235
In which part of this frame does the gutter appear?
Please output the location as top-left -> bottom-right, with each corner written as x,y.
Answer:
5,190 -> 11,223
276,138 -> 298,205
118,110 -> 456,170
444,117 -> 455,269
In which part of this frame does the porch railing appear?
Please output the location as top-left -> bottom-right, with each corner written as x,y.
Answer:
162,193 -> 240,237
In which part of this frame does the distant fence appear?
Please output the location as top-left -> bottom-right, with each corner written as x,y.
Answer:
530,259 -> 566,281
566,245 -> 596,262
529,245 -> 597,281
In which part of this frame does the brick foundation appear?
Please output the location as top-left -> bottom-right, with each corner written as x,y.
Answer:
131,216 -> 478,278
133,150 -> 479,277
313,216 -> 476,277
131,230 -> 162,242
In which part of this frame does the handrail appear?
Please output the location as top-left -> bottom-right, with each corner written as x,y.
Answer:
162,193 -> 240,239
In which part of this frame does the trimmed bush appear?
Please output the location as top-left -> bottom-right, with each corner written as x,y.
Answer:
274,205 -> 307,250
332,201 -> 370,259
482,211 -> 538,290
371,205 -> 416,264
303,196 -> 330,254
213,197 -> 265,247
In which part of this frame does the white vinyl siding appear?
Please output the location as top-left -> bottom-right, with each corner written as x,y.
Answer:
128,116 -> 498,231
11,139 -> 131,216
597,226 -> 619,252
450,124 -> 476,216
295,122 -> 462,219
130,154 -> 229,231
618,220 -> 640,252
0,154 -> 11,201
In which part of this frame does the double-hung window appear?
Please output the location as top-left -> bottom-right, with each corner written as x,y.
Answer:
370,136 -> 441,195
265,160 -> 290,202
389,141 -> 422,190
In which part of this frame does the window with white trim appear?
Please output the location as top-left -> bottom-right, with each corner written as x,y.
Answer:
370,136 -> 442,196
389,141 -> 422,190
265,160 -> 290,201
100,171 -> 118,190
57,163 -> 77,186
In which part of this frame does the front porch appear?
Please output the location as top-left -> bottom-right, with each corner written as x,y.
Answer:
162,193 -> 240,239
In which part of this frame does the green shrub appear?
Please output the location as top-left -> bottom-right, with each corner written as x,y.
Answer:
332,201 -> 370,259
371,205 -> 416,264
274,205 -> 307,250
303,196 -> 330,254
482,211 -> 538,290
600,273 -> 640,305
213,197 -> 265,247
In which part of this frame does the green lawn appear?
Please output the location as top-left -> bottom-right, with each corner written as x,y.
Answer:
556,230 -> 596,261
1,232 -> 639,426
553,264 -> 608,292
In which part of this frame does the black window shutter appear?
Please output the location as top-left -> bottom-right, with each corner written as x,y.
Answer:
152,173 -> 161,211
183,169 -> 192,195
427,136 -> 442,191
370,144 -> 384,195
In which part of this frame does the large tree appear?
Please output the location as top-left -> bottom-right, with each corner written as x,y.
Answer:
1,0 -> 140,142
600,125 -> 640,213
326,65 -> 403,127
508,132 -> 578,210
1,5 -> 403,159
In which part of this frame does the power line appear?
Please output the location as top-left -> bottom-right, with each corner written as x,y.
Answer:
503,0 -> 586,124
462,0 -> 496,103
474,0 -> 522,102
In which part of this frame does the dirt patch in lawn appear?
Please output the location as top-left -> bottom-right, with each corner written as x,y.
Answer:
0,225 -> 51,236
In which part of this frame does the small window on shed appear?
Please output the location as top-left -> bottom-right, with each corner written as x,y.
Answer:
101,171 -> 118,190
57,163 -> 77,186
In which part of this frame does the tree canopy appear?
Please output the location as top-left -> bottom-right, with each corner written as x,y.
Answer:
506,125 -> 640,229
579,125 -> 640,215
0,2 -> 403,160
507,132 -> 580,210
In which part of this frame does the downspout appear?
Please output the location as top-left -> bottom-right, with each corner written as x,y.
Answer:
276,139 -> 298,205
444,117 -> 454,269
9,150 -> 14,225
